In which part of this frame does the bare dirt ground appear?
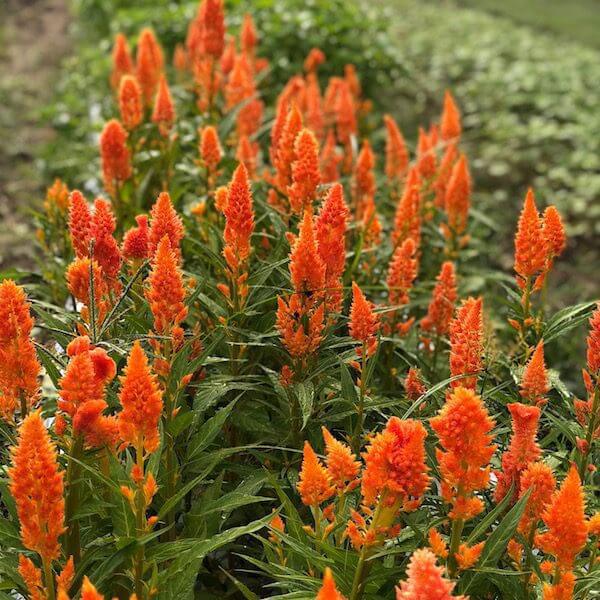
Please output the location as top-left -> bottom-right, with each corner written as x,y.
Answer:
0,0 -> 71,272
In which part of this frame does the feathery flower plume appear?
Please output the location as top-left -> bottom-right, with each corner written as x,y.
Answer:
322,427 -> 360,492
320,130 -> 341,183
518,461 -> 556,536
289,209 -> 326,295
148,192 -> 185,260
8,411 -> 65,562
335,81 -> 356,170
430,386 -> 496,521
99,119 -> 132,195
297,441 -> 334,506
449,297 -> 483,390
542,205 -> 566,265
276,294 -> 325,360
111,33 -> 134,89
136,28 -> 164,106
416,128 -> 436,180
352,139 -> 376,221
440,90 -> 461,142
405,368 -> 426,402
420,261 -> 457,339
520,341 -> 549,403
118,341 -> 163,454
152,74 -> 176,136
91,198 -> 122,280
304,48 -> 326,74
305,73 -> 324,140
273,103 -> 303,196
384,115 -> 409,182
392,166 -> 421,248
66,258 -> 109,330
349,282 -> 379,358
434,143 -> 458,209
317,568 -> 345,600
240,13 -> 257,56
198,0 -> 225,59
387,238 -> 418,308
586,303 -> 600,375
235,134 -> 258,180
0,279 -> 34,355
119,75 -> 143,130
68,190 -> 92,258
44,178 -> 70,214
81,577 -> 104,600
122,215 -> 149,261
542,572 -> 575,600
288,128 -> 321,214
199,125 -> 222,175
444,154 -> 471,237
225,54 -> 263,138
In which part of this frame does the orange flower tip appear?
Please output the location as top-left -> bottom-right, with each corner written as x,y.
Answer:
297,441 -> 334,506
316,567 -> 344,600
81,576 -> 104,600
349,282 -> 380,355
441,89 -> 462,141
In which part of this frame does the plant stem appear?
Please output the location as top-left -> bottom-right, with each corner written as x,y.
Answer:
447,517 -> 465,578
578,386 -> 599,481
65,434 -> 84,564
134,440 -> 146,600
352,345 -> 367,454
43,557 -> 56,600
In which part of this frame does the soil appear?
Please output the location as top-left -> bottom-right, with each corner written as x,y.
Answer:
0,0 -> 71,272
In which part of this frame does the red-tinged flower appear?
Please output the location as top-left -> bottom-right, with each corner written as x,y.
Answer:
148,192 -> 185,260
235,134 -> 258,180
420,261 -> 457,338
335,81 -> 357,148
317,568 -> 345,600
349,282 -> 380,358
440,90 -> 461,142
0,279 -> 34,344
514,189 -> 547,285
387,238 -> 418,307
145,236 -> 188,336
536,465 -> 587,569
396,548 -> 465,600
122,215 -> 149,261
586,303 -> 600,375
198,0 -> 225,59
434,143 -> 458,208
352,139 -> 376,221
240,13 -> 258,56
518,461 -> 556,535
444,154 -> 471,236
111,33 -> 134,89
344,64 -> 361,99
393,166 -> 421,248
405,368 -> 426,402
273,103 -> 303,194
136,28 -> 164,106
289,209 -> 326,295
542,571 -> 575,600
304,48 -> 326,73
321,130 -> 341,183
430,386 -> 496,521
305,73 -> 324,140
495,402 -> 541,504
288,128 -> 321,214
322,427 -> 360,491
542,205 -> 566,261
173,43 -> 188,71
99,119 -> 131,194
118,75 -> 143,130
416,127 -> 436,180
118,341 -> 163,454
199,125 -> 222,173
223,164 -> 255,271
520,341 -> 549,403
449,297 -> 483,390
361,417 -> 429,510
81,576 -> 104,600
152,75 -> 176,136
68,190 -> 92,258
276,294 -> 325,358
297,441 -> 334,506
8,411 -> 65,562
91,198 -> 122,279
384,115 -> 409,182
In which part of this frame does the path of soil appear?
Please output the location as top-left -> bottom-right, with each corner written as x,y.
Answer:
0,0 -> 71,271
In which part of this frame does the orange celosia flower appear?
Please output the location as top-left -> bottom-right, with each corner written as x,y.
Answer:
235,134 -> 258,180
289,209 -> 326,295
198,0 -> 225,59
440,90 -> 461,142
91,198 -> 122,279
405,368 -> 426,402
118,341 -> 163,454
288,128 -> 321,214
68,190 -> 92,258
335,81 -> 357,150
223,164 -> 255,271
384,115 -> 409,182
586,303 -> 600,375
122,215 -> 150,261
8,411 -> 65,562
514,189 -> 547,287
173,43 -> 188,71
449,297 -> 483,390
152,75 -> 176,136
111,33 -> 134,89
321,427 -> 360,491
145,236 -> 188,336
66,258 -> 108,328
276,294 -> 325,359
455,542 -> 483,570
305,73 -> 324,140
136,28 -> 164,106
396,548 -> 465,600
297,441 -> 334,506
199,125 -> 222,173
434,143 -> 458,209
542,571 -> 575,600
387,238 -> 418,307
273,103 -> 303,195
518,461 -> 556,535
0,279 -> 34,347
416,128 -> 436,180
320,130 -> 341,184
316,568 -> 345,600
392,166 -> 421,248
428,528 -> 449,559
99,119 -> 132,194
148,192 -> 185,260
542,205 -> 566,262
44,178 -> 70,213
495,402 -> 541,504
316,183 -> 348,282
360,195 -> 382,250
81,576 -> 104,600
240,13 -> 258,56
444,154 -> 471,236
304,48 -> 326,73
344,64 -> 361,100
18,554 -> 44,600
520,341 -> 549,403
430,386 -> 496,521
352,139 -> 376,221
119,75 -> 143,130
349,282 -> 380,358
420,261 -> 457,339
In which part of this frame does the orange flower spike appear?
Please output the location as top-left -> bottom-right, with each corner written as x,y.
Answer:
455,542 -> 484,571
430,386 -> 496,521
349,282 -> 380,357
173,43 -> 188,72
405,368 -> 426,402
0,280 -> 34,344
68,190 -> 92,258
66,258 -> 107,316
420,261 -> 457,338
316,183 -> 349,281
304,48 -> 326,74
199,125 -> 222,173
520,341 -> 549,403
536,465 -> 587,569
518,461 -> 556,535
514,188 -> 547,284
353,140 -> 376,221
240,13 -> 258,56
145,236 -> 188,336
542,205 -> 566,262
434,142 -> 458,209
91,198 -> 122,279
440,90 -> 462,142
8,411 -> 65,562
122,215 -> 150,261
44,178 -> 70,213
449,297 -> 484,390
416,127 -> 436,180
387,238 -> 418,307
445,154 -> 471,236
316,567 -> 345,600
276,294 -> 325,358
586,303 -> 600,375
428,528 -> 449,559
111,33 -> 134,89
81,577 -> 104,600
288,128 -> 321,214
119,75 -> 143,130
392,166 -> 421,248
148,192 -> 185,259
18,555 -> 44,600
99,119 -> 132,194
542,572 -> 575,600
136,28 -> 164,106
152,75 -> 176,136
335,81 -> 357,147
289,209 -> 326,295
274,103 -> 303,193
118,341 -> 163,454
320,130 -> 341,183
396,548 -> 465,600
297,441 -> 334,506
321,427 -> 360,491
305,73 -> 325,140
383,114 -> 409,182
198,0 -> 225,59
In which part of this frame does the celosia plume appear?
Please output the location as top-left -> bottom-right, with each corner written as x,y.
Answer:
420,261 -> 457,338
384,114 -> 409,182
148,192 -> 185,260
349,282 -> 380,358
288,128 -> 321,214
405,367 -> 426,402
99,119 -> 132,194
416,127 -> 436,180
316,568 -> 345,600
316,183 -> 348,282
393,166 -> 421,248
273,103 -> 303,194
444,154 -> 471,236
240,13 -> 258,56
136,28 -> 164,106
520,341 -> 549,403
514,189 -> 547,288
585,302 -> 600,375
434,142 -> 458,209
297,441 -> 334,506
111,33 -> 134,89
322,427 -> 360,491
518,461 -> 556,535
449,297 -> 483,390
199,125 -> 222,173
235,134 -> 258,179
542,205 -> 566,262
387,238 -> 418,307
119,75 -> 143,130
440,90 -> 461,142
198,0 -> 225,59
81,577 -> 104,600
91,198 -> 122,279
289,209 -> 326,295
276,294 -> 325,359
152,74 -> 176,135
320,130 -> 341,183
304,47 -> 326,73
122,215 -> 150,261
352,139 -> 376,221
68,190 -> 92,258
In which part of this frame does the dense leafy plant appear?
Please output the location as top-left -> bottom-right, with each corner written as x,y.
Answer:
1,1 -> 600,600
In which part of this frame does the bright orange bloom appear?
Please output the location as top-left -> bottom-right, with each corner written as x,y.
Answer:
586,303 -> 600,374
145,236 -> 188,336
449,297 -> 483,390
118,75 -> 143,130
393,166 -> 421,248
405,368 -> 426,402
148,192 -> 185,260
428,528 -> 449,560
542,571 -> 575,600
199,125 -> 222,173
416,127 -> 436,180
518,461 -> 556,535
322,427 -> 360,491
111,33 -> 134,89
387,238 -> 417,307
384,115 -> 409,181
273,103 -> 303,195
18,554 -> 44,600
235,134 -> 258,180
455,542 -> 484,570
68,190 -> 92,258
320,130 -> 341,183
434,143 -> 458,209
316,183 -> 348,281
305,73 -> 324,140
289,209 -> 326,295
81,576 -> 104,600
122,215 -> 150,261
316,568 -> 345,600
198,0 -> 225,59
349,282 -> 380,357
536,465 -> 587,569
225,53 -> 263,137
223,164 -> 255,271
514,189 -> 547,285
173,43 -> 188,71
91,198 -> 122,279
304,48 -> 326,73
396,548 -> 465,600
361,417 -> 429,510
495,402 -> 541,504
8,411 -> 65,562
118,341 -> 163,454
353,139 -> 376,221
344,64 -> 361,100
44,178 -> 70,213
276,294 -> 325,359
430,386 -> 496,521
240,13 -> 258,56
335,81 -> 357,147
542,205 -> 566,261
0,280 -> 34,346
66,258 -> 109,327
99,119 -> 132,194
420,261 -> 457,338
440,90 -> 461,142
136,28 -> 164,106
297,441 -> 334,506
444,154 -> 471,236
520,341 -> 549,403
288,128 -> 321,214
152,75 -> 176,135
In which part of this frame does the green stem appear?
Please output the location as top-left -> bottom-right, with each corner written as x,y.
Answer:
65,435 -> 84,565
352,346 -> 367,454
578,386 -> 599,481
522,524 -> 536,596
134,441 -> 146,600
447,517 -> 465,578
43,557 -> 56,600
